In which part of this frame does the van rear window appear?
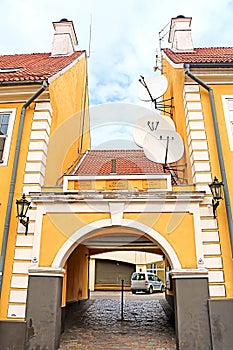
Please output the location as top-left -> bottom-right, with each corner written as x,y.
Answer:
132,273 -> 145,280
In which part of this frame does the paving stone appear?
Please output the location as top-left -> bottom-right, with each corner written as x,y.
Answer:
59,292 -> 176,349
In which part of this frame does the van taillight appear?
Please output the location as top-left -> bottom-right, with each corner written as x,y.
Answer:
145,281 -> 148,286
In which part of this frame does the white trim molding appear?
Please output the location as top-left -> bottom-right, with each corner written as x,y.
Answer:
170,268 -> 209,279
28,267 -> 65,277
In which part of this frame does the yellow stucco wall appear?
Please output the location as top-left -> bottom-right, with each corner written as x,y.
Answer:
39,210 -> 195,270
162,56 -> 233,296
66,244 -> 89,302
39,212 -> 111,267
162,59 -> 193,183
204,84 -> 233,297
38,209 -> 196,304
0,55 -> 91,317
44,55 -> 90,186
124,212 -> 196,268
0,102 -> 34,240
67,178 -> 169,191
185,82 -> 233,296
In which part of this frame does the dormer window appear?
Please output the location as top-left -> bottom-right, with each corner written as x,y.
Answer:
0,67 -> 24,73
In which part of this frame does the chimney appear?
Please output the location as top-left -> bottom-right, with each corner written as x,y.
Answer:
51,18 -> 78,56
168,15 -> 194,52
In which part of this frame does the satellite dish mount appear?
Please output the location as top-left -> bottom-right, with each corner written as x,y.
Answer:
139,75 -> 173,117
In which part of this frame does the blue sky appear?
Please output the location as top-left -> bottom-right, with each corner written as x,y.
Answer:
1,0 -> 233,148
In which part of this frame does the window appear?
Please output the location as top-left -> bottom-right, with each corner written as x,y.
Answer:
0,113 -> 10,161
0,109 -> 16,165
222,96 -> 233,151
131,273 -> 145,280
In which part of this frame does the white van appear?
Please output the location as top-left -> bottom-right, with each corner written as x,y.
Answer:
131,272 -> 164,294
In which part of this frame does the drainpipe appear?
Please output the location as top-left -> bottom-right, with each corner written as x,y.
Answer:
0,81 -> 48,292
184,64 -> 233,257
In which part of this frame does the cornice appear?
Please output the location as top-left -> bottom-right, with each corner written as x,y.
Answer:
0,84 -> 50,103
29,190 -> 205,203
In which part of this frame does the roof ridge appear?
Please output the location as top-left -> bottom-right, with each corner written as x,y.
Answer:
89,149 -> 143,151
164,46 -> 233,51
0,51 -> 85,58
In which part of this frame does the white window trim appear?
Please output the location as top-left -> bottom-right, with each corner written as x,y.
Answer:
222,95 -> 233,151
0,108 -> 16,166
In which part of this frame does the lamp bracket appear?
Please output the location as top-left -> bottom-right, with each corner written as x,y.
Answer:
19,217 -> 29,235
212,199 -> 220,219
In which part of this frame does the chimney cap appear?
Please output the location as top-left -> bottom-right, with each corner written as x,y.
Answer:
51,19 -> 78,56
168,15 -> 193,50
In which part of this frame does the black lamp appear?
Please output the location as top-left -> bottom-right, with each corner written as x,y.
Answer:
208,177 -> 224,218
16,194 -> 31,235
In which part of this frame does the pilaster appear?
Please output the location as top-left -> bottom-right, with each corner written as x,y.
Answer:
183,84 -> 225,297
7,102 -> 52,319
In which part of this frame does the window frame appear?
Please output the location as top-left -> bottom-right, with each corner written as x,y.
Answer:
222,95 -> 233,151
0,108 -> 16,166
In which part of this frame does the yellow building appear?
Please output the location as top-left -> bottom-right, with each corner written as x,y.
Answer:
0,19 -> 90,349
161,15 -> 233,349
1,15 -> 233,350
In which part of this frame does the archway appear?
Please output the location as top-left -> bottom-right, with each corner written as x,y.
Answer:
52,219 -> 182,270
26,218 -> 211,349
58,219 -> 178,349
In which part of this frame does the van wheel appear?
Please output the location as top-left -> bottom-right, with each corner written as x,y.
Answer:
132,290 -> 136,294
148,286 -> 153,294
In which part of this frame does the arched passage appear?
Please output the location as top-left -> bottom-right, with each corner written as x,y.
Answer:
26,219 -> 211,350
52,219 -> 182,270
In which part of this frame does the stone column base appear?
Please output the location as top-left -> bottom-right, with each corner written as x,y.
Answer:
25,267 -> 65,350
170,268 -> 212,350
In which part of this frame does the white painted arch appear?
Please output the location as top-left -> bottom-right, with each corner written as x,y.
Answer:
52,218 -> 182,269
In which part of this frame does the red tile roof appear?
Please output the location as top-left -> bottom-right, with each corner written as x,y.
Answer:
163,47 -> 233,64
0,51 -> 85,83
74,150 -> 165,175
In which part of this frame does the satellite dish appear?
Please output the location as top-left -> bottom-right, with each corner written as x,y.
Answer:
143,129 -> 184,164
139,75 -> 168,102
133,112 -> 176,148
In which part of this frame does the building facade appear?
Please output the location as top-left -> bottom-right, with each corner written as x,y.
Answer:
1,15 -> 233,350
0,19 -> 90,349
161,15 -> 233,349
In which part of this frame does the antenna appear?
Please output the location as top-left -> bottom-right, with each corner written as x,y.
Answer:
143,129 -> 184,164
159,21 -> 170,52
133,112 -> 175,148
87,14 -> 92,58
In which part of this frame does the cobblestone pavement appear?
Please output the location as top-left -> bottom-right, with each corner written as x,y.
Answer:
59,292 -> 176,350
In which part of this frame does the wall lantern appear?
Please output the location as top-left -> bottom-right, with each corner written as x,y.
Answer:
208,176 -> 224,218
16,194 -> 31,235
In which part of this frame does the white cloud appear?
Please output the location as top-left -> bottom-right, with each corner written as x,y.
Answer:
1,0 -> 233,148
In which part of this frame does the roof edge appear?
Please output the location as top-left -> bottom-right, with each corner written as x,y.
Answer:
0,79 -> 48,87
48,51 -> 86,83
185,62 -> 233,68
